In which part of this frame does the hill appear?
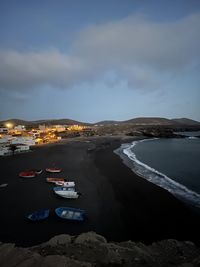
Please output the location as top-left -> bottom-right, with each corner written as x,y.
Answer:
0,118 -> 91,127
123,117 -> 174,125
171,118 -> 200,125
0,117 -> 199,127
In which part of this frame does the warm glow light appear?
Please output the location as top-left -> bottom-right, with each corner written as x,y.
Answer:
5,123 -> 13,128
67,125 -> 86,131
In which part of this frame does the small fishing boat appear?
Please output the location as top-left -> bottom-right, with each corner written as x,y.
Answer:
29,169 -> 43,174
27,209 -> 50,221
55,181 -> 75,187
53,186 -> 75,193
55,207 -> 86,221
19,171 -> 36,178
46,178 -> 66,183
0,183 -> 8,188
46,168 -> 62,173
54,189 -> 80,199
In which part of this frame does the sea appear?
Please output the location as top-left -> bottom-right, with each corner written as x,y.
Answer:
115,131 -> 200,208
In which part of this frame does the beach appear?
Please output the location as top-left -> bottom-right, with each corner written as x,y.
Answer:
0,136 -> 200,247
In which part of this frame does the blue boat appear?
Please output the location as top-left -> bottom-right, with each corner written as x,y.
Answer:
55,207 -> 86,221
53,186 -> 75,192
27,209 -> 50,221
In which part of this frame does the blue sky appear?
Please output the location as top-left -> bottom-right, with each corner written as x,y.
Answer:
0,0 -> 200,122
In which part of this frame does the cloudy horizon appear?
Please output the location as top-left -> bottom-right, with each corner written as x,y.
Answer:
0,0 -> 199,122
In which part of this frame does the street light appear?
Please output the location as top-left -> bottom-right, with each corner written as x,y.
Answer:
5,123 -> 13,129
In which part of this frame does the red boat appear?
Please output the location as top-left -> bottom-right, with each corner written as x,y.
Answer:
27,169 -> 43,174
46,178 -> 66,183
19,171 -> 36,178
46,168 -> 62,173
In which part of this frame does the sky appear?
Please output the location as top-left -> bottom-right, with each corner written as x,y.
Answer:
0,0 -> 200,122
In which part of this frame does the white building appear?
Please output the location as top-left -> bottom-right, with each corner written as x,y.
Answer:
39,125 -> 46,131
0,145 -> 11,156
15,144 -> 30,153
0,127 -> 8,134
0,143 -> 30,156
11,137 -> 35,146
0,135 -> 13,144
53,125 -> 66,132
14,125 -> 26,131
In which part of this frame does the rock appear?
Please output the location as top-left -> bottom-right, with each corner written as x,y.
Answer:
43,234 -> 72,247
178,264 -> 194,267
74,232 -> 107,244
0,233 -> 199,266
0,245 -> 42,267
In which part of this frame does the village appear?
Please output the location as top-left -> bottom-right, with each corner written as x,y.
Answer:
0,123 -> 94,156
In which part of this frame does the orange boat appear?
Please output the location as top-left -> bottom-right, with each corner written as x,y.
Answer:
46,178 -> 66,183
46,168 -> 62,173
19,171 -> 36,178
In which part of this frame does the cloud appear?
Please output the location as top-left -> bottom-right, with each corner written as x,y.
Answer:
0,13 -> 199,93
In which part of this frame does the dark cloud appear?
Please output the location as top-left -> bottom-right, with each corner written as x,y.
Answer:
0,13 -> 199,93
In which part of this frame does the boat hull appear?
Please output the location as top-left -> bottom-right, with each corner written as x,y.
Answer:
54,186 -> 75,192
55,181 -> 75,187
46,168 -> 62,173
46,178 -> 65,183
54,190 -> 79,199
19,171 -> 36,178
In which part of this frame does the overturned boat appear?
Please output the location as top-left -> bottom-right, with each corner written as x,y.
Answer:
46,168 -> 62,173
55,207 -> 86,221
26,209 -> 50,221
19,171 -> 36,178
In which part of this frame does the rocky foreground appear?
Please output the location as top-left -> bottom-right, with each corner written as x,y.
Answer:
0,232 -> 200,267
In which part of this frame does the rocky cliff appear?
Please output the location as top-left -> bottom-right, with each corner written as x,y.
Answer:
0,232 -> 200,267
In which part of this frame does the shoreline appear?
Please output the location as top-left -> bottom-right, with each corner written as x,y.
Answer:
115,138 -> 200,210
0,136 -> 200,247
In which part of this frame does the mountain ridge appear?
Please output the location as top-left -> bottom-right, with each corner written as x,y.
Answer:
0,117 -> 200,127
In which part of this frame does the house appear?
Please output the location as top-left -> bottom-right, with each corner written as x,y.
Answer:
0,127 -> 8,134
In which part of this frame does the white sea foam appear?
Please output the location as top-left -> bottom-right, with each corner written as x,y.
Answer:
116,139 -> 200,208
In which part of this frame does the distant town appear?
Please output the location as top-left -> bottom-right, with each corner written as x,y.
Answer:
0,123 -> 94,156
1,117 -> 200,156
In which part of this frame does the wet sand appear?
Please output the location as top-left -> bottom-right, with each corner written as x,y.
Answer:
0,137 -> 200,247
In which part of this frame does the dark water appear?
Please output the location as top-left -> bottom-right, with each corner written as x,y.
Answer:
117,135 -> 200,208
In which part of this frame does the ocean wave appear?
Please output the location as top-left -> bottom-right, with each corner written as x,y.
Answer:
115,139 -> 200,208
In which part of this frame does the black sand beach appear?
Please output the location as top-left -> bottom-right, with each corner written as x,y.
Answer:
0,137 -> 200,247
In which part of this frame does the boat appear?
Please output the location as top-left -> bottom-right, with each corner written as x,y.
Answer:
55,181 -> 75,187
19,171 -> 36,178
46,178 -> 66,183
54,189 -> 80,199
0,183 -> 8,188
53,186 -> 75,193
29,169 -> 43,174
55,207 -> 86,221
46,168 -> 62,173
26,209 -> 50,221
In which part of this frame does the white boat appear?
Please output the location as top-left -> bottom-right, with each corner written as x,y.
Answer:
54,189 -> 80,199
0,183 -> 8,188
55,181 -> 75,187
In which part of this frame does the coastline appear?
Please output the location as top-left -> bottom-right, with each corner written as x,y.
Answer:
114,138 -> 200,209
0,136 -> 200,247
